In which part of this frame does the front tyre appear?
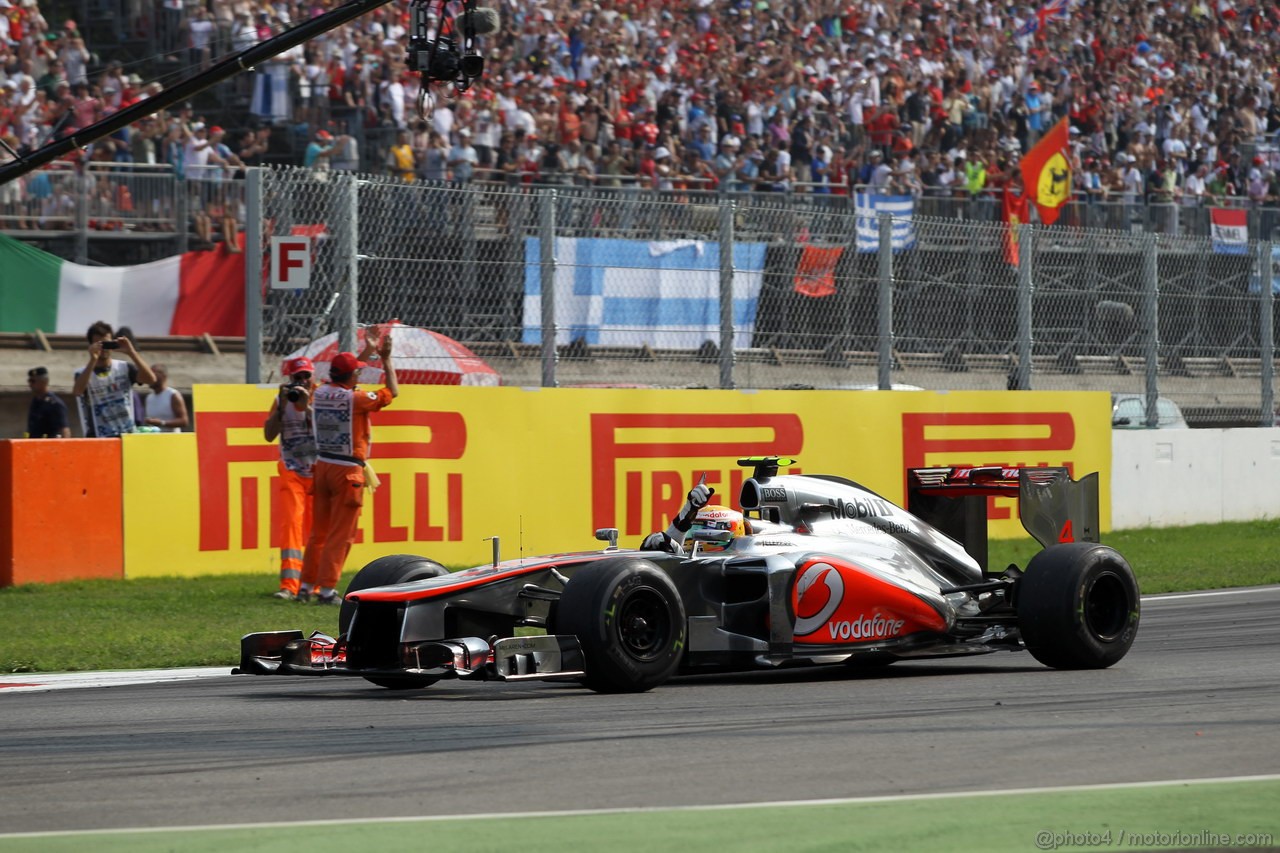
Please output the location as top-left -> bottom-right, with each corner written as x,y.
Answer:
557,557 -> 686,693
339,554 -> 449,635
340,554 -> 449,690
1017,543 -> 1140,669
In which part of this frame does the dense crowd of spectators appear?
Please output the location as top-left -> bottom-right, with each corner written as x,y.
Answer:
3,0 -> 1280,217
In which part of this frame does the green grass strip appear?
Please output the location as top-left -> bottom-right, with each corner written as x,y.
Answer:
1,778 -> 1277,852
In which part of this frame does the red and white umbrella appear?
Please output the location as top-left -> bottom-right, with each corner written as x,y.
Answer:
283,323 -> 500,386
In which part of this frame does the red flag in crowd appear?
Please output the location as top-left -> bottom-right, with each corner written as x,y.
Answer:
1020,117 -> 1073,225
793,245 -> 844,298
1002,186 -> 1030,267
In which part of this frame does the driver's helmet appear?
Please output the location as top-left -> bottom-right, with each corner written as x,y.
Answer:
682,505 -> 745,553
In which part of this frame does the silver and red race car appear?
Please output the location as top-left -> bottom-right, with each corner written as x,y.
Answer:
236,457 -> 1140,693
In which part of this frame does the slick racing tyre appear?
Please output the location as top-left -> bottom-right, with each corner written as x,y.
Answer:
1017,543 -> 1140,670
339,554 -> 449,634
341,554 -> 449,690
557,557 -> 686,693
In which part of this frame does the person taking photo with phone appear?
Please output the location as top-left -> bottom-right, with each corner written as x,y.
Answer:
72,320 -> 157,438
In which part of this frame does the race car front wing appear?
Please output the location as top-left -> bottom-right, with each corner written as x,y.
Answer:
234,630 -> 587,682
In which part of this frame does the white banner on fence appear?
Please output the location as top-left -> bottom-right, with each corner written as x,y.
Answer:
1209,207 -> 1248,255
521,237 -> 767,348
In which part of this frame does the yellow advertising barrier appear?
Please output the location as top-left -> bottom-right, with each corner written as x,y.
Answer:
121,386 -> 1111,578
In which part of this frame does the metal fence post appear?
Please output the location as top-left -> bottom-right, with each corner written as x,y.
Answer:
461,189 -> 478,331
1142,232 -> 1160,427
719,198 -> 736,390
1261,239 -> 1275,427
877,212 -> 894,390
540,188 -> 558,387
175,180 -> 188,254
74,173 -> 89,265
244,167 -> 263,383
1014,224 -> 1034,390
337,173 -> 359,352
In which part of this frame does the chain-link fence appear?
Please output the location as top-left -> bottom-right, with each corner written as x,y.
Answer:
246,166 -> 1278,426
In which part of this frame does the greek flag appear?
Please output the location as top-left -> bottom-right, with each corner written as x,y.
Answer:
522,238 -> 767,348
855,194 -> 916,253
249,63 -> 292,124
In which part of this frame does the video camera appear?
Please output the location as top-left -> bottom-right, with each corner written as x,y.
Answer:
405,1 -> 497,89
285,376 -> 308,403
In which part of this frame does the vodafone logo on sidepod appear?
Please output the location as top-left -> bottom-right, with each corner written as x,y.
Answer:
793,563 -> 844,636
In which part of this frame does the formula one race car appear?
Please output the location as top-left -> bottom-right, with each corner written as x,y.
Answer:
236,458 -> 1140,693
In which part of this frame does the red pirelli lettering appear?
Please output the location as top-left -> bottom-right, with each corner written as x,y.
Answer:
901,411 -> 1077,520
197,409 -> 467,552
373,473 -> 408,543
591,413 -> 804,533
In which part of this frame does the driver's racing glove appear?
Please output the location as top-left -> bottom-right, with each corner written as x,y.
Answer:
640,531 -> 684,554
672,479 -> 714,532
641,477 -> 714,553
655,473 -> 716,548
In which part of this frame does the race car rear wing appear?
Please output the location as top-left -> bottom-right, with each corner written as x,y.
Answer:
906,466 -> 1100,571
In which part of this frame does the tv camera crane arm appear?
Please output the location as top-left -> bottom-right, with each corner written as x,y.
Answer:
0,0 -> 494,186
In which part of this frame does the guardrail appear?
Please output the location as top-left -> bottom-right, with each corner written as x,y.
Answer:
0,331 -> 246,354
4,166 -> 1279,261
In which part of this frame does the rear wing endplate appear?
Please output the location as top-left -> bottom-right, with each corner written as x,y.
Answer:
906,466 -> 1100,571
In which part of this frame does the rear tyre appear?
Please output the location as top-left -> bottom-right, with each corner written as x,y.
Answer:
557,557 -> 686,693
1017,543 -> 1139,669
340,554 -> 449,690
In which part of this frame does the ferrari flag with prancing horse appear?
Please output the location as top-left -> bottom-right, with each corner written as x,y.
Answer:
1020,117 -> 1073,225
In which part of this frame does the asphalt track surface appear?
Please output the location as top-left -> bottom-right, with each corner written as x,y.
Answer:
1,587 -> 1277,834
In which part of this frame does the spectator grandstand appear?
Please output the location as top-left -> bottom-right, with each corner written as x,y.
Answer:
2,0 -> 1279,247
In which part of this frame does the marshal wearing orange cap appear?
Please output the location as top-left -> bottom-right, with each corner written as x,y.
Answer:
297,327 -> 398,604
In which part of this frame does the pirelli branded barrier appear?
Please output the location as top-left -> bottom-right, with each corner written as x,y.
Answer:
109,387 -> 1111,579
0,388 -> 1111,584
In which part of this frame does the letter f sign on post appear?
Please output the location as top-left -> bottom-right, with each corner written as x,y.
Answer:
270,236 -> 312,290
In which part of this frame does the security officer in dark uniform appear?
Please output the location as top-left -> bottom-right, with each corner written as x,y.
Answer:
26,366 -> 71,438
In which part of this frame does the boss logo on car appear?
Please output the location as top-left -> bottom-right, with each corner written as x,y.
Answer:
760,487 -> 787,502
828,614 -> 906,641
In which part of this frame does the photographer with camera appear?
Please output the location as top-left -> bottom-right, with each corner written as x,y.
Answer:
72,321 -> 157,438
264,356 -> 319,599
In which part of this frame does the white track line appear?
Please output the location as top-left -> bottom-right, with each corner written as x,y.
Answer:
1143,586 -> 1280,603
3,773 -> 1279,839
0,666 -> 229,693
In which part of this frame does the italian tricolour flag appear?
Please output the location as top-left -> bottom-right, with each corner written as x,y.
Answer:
0,234 -> 245,336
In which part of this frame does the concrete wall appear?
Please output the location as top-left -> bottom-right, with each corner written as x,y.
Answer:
1112,428 -> 1280,529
